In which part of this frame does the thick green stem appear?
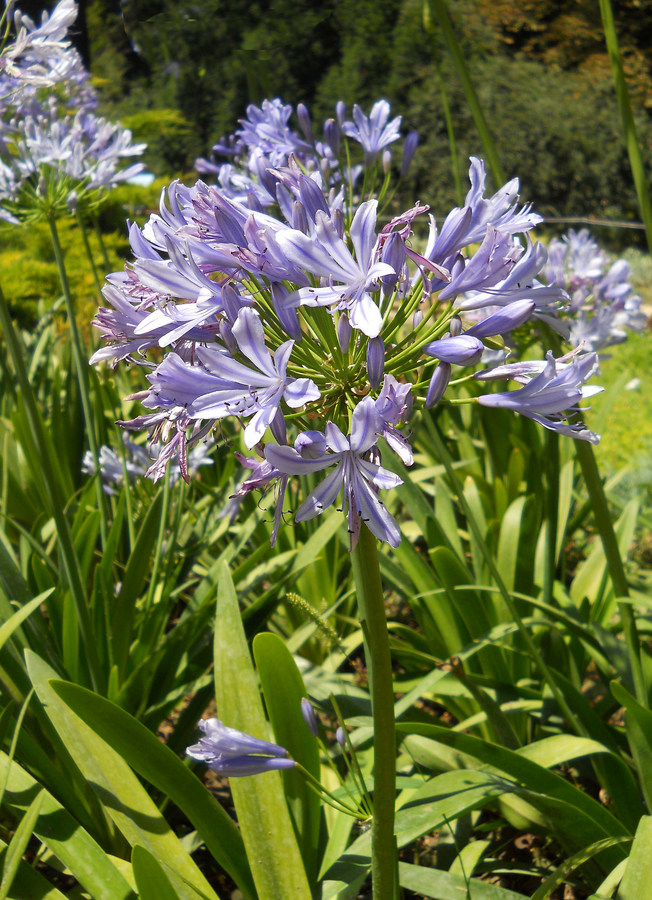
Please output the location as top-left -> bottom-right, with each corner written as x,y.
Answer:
47,214 -> 108,549
350,525 -> 398,899
575,440 -> 646,703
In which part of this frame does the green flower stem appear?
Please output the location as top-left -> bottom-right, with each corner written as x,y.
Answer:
47,213 -> 108,548
575,440 -> 646,703
293,763 -> 360,817
350,524 -> 398,899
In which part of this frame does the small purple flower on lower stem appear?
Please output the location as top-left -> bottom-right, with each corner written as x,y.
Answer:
186,717 -> 295,777
476,350 -> 602,443
265,397 -> 402,548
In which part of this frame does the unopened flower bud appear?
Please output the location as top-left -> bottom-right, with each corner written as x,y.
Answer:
424,334 -> 484,365
219,320 -> 237,354
338,314 -> 352,352
332,208 -> 344,240
382,149 -> 392,174
301,698 -> 319,737
336,726 -> 346,749
67,191 -> 78,213
292,200 -> 309,234
412,309 -> 423,329
367,337 -> 385,389
425,362 -> 451,408
270,409 -> 287,445
400,130 -> 419,177
335,100 -> 346,127
449,317 -> 462,336
297,103 -> 314,143
324,118 -> 340,155
465,300 -> 535,339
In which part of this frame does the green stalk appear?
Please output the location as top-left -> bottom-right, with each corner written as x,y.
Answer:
598,0 -> 652,252
575,440 -> 646,703
0,284 -> 101,691
350,525 -> 398,899
47,214 -> 108,549
423,0 -> 506,188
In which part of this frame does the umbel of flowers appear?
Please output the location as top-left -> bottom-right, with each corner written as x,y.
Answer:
0,0 -> 146,222
92,97 -> 602,549
545,227 -> 646,352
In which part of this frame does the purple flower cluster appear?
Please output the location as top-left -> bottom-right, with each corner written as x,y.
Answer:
0,1 -> 146,221
545,229 -> 646,352
91,98 -> 601,549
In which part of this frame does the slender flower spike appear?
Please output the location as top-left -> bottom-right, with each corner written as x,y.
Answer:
186,717 -> 295,777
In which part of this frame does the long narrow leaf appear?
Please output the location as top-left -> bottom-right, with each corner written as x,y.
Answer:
214,563 -> 312,900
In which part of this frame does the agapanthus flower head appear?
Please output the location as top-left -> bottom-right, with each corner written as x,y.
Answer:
545,228 -> 645,351
91,100 -> 601,549
186,717 -> 295,777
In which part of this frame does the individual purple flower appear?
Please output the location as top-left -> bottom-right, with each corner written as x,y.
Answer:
375,375 -> 414,465
341,100 -> 402,161
438,227 -> 523,301
265,397 -> 403,548
462,157 -> 542,245
277,200 -> 394,337
186,717 -> 295,777
142,308 -> 320,448
476,350 -> 602,442
456,238 -> 567,320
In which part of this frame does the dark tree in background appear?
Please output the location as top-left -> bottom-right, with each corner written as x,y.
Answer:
14,0 -> 652,242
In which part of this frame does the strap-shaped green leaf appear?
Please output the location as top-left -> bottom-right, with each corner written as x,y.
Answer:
254,632 -> 322,883
214,563 -> 312,900
132,845 -> 180,900
26,651 -> 222,900
0,751 -> 135,900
